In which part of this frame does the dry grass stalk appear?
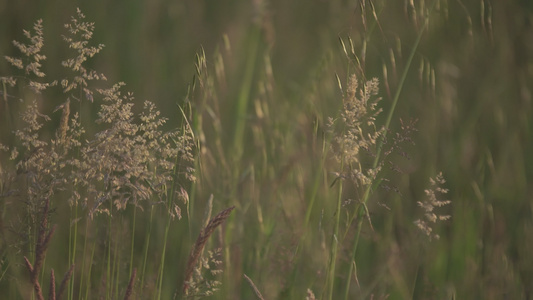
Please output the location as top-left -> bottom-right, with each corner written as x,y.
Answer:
123,268 -> 137,300
22,198 -> 74,300
182,206 -> 235,295
48,269 -> 55,300
53,98 -> 70,147
328,75 -> 384,188
23,198 -> 56,300
243,274 -> 265,300
23,256 -> 43,300
56,263 -> 75,300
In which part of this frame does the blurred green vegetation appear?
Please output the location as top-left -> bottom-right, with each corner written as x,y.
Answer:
1,0 -> 533,299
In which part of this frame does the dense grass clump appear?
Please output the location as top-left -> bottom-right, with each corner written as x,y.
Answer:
0,9 -> 213,300
1,1 -> 533,299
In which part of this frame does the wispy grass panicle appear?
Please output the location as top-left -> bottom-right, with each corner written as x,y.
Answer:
11,100 -> 72,223
328,74 -> 384,186
4,18 -> 45,77
61,7 -> 106,99
2,19 -> 57,94
324,74 -> 385,300
35,79 -> 196,217
415,172 -> 451,240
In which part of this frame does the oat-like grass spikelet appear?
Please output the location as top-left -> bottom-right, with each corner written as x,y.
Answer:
244,274 -> 265,300
182,206 -> 235,295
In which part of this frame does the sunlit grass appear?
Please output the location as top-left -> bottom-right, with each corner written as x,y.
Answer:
1,1 -> 532,299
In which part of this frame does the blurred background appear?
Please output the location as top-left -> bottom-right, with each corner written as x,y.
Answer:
1,0 -> 533,299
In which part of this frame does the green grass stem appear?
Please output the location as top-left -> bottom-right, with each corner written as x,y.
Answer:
129,206 -> 136,280
78,218 -> 90,300
68,203 -> 78,300
232,24 -> 261,163
343,2 -> 437,298
140,207 -> 154,297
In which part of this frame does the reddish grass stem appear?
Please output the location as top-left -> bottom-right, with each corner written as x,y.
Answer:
23,198 -> 74,300
123,268 -> 137,300
182,206 -> 235,296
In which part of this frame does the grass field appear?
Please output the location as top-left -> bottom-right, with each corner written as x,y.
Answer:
1,1 -> 532,299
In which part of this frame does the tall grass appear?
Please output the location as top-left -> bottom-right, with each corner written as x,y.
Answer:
1,1 -> 533,299
0,9 -> 203,299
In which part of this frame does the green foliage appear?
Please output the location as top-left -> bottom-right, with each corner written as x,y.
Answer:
1,1 -> 533,299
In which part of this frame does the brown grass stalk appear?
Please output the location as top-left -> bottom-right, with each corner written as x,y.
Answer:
182,206 -> 235,295
123,268 -> 137,300
24,198 -> 56,300
48,269 -> 56,300
48,269 -> 55,300
56,263 -> 74,300
22,198 -> 74,300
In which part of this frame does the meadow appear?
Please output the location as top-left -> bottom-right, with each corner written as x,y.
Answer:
0,0 -> 532,299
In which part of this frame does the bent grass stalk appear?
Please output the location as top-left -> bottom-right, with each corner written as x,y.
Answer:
342,1 -> 438,299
